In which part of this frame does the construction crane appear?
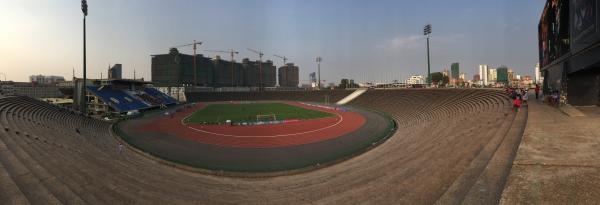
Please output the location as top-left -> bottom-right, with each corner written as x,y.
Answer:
205,49 -> 239,87
247,48 -> 264,91
171,40 -> 202,86
273,54 -> 288,65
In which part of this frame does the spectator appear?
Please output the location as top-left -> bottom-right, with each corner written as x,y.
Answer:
513,96 -> 522,112
551,91 -> 559,107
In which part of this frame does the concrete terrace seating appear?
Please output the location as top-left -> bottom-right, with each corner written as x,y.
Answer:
0,89 -> 517,204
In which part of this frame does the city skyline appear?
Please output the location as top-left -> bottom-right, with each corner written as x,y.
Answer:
1,0 -> 544,84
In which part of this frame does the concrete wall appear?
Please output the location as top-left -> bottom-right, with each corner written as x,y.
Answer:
567,68 -> 600,106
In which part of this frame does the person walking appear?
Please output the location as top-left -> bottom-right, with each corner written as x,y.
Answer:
522,90 -> 529,105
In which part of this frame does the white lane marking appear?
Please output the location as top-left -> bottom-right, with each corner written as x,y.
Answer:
187,112 -> 344,138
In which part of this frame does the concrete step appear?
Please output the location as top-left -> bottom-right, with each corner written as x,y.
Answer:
336,89 -> 367,105
460,106 -> 528,204
0,143 -> 30,205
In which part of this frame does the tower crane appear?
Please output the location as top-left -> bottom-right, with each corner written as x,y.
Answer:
205,49 -> 239,87
273,54 -> 288,65
171,40 -> 202,86
247,48 -> 264,91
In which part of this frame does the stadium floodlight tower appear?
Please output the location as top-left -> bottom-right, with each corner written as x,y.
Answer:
316,57 -> 322,89
424,24 -> 432,86
81,0 -> 88,114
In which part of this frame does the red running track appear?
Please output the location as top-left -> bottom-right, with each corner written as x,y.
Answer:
137,101 -> 366,148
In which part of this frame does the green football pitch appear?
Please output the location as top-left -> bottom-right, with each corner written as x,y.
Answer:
184,102 -> 334,124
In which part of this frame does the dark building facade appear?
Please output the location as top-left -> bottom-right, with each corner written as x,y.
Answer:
497,66 -> 509,83
212,56 -> 244,87
108,64 -> 122,79
151,48 -> 213,87
262,60 -> 277,87
450,63 -> 460,80
152,49 -> 279,88
539,0 -> 600,106
278,63 -> 300,87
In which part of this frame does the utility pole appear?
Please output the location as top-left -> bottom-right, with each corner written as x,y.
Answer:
316,57 -> 322,89
192,40 -> 197,86
81,0 -> 88,114
424,24 -> 432,86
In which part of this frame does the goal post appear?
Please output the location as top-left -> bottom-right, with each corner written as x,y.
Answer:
256,114 -> 277,122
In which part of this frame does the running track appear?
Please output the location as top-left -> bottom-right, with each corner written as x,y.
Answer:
137,101 -> 366,148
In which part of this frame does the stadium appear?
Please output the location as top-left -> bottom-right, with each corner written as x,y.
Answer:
9,0 -> 600,204
0,88 -> 526,204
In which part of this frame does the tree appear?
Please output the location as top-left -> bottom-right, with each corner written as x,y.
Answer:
430,72 -> 449,85
338,79 -> 349,89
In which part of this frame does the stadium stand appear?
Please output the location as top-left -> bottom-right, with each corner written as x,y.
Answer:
143,87 -> 177,105
0,89 -> 520,204
86,86 -> 176,113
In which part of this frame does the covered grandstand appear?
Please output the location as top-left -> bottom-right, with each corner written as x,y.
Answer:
81,79 -> 176,115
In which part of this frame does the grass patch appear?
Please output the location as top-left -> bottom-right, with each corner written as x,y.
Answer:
184,102 -> 334,124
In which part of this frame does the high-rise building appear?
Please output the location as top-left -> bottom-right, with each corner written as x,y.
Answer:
151,48 -> 279,88
277,63 -> 300,87
151,48 -> 214,87
497,66 -> 509,83
108,64 -> 122,79
212,55 -> 244,87
488,68 -> 497,83
479,65 -> 488,86
538,0 -> 600,106
451,63 -> 460,80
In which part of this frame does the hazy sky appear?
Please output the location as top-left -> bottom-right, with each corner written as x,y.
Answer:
0,0 -> 544,84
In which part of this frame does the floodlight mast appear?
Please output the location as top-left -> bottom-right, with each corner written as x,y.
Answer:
316,57 -> 322,89
424,24 -> 432,86
81,0 -> 88,114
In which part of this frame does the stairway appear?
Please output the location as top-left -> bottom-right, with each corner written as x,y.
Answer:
336,89 -> 367,105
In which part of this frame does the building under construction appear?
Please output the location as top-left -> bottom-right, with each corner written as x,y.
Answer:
151,48 -> 214,87
278,63 -> 299,87
152,48 -> 283,88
